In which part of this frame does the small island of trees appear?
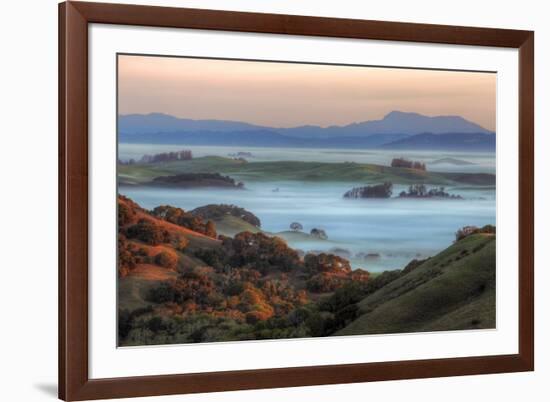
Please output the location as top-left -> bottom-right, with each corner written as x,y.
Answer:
343,183 -> 463,200
343,182 -> 393,199
150,173 -> 244,189
398,184 -> 462,199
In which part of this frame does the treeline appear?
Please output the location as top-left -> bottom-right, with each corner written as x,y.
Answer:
343,183 -> 462,199
119,149 -> 193,165
398,184 -> 462,199
391,157 -> 426,171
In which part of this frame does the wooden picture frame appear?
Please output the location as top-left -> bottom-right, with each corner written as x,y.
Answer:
59,1 -> 534,400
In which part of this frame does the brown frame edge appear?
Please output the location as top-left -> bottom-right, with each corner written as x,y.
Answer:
59,1 -> 534,401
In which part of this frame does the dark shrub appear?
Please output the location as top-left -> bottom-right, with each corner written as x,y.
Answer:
290,222 -> 303,231
318,281 -> 365,313
333,304 -> 359,328
118,201 -> 135,227
194,247 -> 226,271
224,281 -> 245,296
287,307 -> 311,326
173,235 -> 189,251
126,219 -> 168,245
306,273 -> 347,293
118,309 -> 133,340
147,283 -> 177,303
205,221 -> 217,238
227,232 -> 301,273
304,253 -> 351,274
118,234 -> 137,277
155,251 -> 179,270
146,316 -> 165,332
151,205 -> 217,237
305,312 -> 328,337
310,228 -> 328,240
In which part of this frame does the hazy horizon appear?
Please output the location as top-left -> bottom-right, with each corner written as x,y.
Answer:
118,54 -> 497,131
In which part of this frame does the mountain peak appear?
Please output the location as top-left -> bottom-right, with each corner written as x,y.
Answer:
370,111 -> 490,135
384,110 -> 421,119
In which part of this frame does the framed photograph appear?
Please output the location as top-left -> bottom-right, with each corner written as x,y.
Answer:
59,1 -> 534,400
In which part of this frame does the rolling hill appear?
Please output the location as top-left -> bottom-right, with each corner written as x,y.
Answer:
117,195 -> 496,345
337,233 -> 496,335
118,156 -> 496,185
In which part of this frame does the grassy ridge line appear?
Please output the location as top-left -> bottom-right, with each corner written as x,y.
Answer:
337,234 -> 496,335
118,156 -> 495,185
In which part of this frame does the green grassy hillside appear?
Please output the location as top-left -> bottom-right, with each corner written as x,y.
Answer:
337,233 -> 496,335
119,156 -> 495,185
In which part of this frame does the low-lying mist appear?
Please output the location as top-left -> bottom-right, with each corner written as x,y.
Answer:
120,180 -> 495,272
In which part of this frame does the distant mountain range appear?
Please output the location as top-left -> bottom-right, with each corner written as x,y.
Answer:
119,111 -> 495,151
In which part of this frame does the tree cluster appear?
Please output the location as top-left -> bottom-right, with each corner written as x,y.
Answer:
310,228 -> 328,240
391,157 -> 426,171
150,205 -> 217,238
145,262 -> 308,328
117,233 -> 156,277
303,253 -> 364,293
191,204 -> 261,228
139,149 -> 192,164
343,182 -> 393,199
290,222 -> 303,231
218,232 -> 302,274
126,219 -> 171,245
398,184 -> 462,199
151,173 -> 244,189
455,224 -> 496,242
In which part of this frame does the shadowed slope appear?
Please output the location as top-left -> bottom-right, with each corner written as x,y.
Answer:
338,234 -> 495,335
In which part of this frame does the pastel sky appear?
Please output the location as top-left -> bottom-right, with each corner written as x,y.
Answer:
118,54 -> 497,131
